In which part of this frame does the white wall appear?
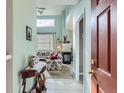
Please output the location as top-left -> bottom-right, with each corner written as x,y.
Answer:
64,0 -> 91,93
13,0 -> 37,93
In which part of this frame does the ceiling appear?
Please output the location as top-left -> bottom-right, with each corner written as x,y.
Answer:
35,0 -> 79,16
36,5 -> 66,16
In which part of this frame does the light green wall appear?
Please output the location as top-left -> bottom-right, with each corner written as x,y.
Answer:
61,11 -> 66,41
37,16 -> 62,41
64,0 -> 91,93
62,6 -> 73,43
13,0 -> 37,92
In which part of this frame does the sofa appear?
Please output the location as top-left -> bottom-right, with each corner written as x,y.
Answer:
36,50 -> 63,71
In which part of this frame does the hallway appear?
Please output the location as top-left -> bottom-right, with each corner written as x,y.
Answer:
6,0 -> 92,92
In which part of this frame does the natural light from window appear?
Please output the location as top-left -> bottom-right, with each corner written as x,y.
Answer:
37,34 -> 56,51
37,19 -> 55,27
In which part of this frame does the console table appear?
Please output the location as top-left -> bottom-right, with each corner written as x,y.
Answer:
21,61 -> 47,93
21,70 -> 37,93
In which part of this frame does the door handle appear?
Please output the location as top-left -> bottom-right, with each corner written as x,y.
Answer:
89,69 -> 95,75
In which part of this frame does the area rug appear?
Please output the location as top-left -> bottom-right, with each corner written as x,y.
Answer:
47,65 -> 74,79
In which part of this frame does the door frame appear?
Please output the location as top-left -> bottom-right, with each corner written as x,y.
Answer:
72,4 -> 91,93
74,13 -> 84,81
74,8 -> 91,93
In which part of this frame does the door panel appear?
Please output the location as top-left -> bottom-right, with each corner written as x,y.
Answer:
91,0 -> 117,93
91,77 -> 97,93
99,87 -> 105,93
97,7 -> 111,74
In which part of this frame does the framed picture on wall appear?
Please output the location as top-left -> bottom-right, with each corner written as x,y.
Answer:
26,26 -> 32,41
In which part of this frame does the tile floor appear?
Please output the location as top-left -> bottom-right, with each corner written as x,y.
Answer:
45,79 -> 83,93
44,64 -> 83,93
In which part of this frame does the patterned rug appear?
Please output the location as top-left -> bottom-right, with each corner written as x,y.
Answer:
47,65 -> 74,79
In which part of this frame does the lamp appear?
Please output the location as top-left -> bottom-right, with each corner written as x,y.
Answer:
57,45 -> 62,53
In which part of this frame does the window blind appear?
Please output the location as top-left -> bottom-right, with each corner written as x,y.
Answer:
37,34 -> 56,51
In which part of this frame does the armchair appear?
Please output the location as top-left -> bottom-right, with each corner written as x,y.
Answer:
46,51 -> 63,71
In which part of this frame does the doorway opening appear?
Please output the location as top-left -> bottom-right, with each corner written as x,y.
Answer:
36,4 -> 83,93
79,18 -> 84,81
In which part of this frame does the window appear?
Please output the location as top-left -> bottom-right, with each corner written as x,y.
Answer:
37,34 -> 56,50
37,19 -> 55,27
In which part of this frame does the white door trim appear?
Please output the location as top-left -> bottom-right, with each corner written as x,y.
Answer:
74,13 -> 84,81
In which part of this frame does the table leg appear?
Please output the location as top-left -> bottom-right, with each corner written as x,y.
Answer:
22,79 -> 26,93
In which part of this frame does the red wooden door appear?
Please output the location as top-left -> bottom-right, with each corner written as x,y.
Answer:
91,0 -> 117,93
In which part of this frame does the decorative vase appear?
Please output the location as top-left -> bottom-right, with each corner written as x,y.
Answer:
63,36 -> 67,43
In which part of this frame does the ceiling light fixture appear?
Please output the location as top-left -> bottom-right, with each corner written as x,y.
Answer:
38,10 -> 44,14
37,7 -> 46,10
